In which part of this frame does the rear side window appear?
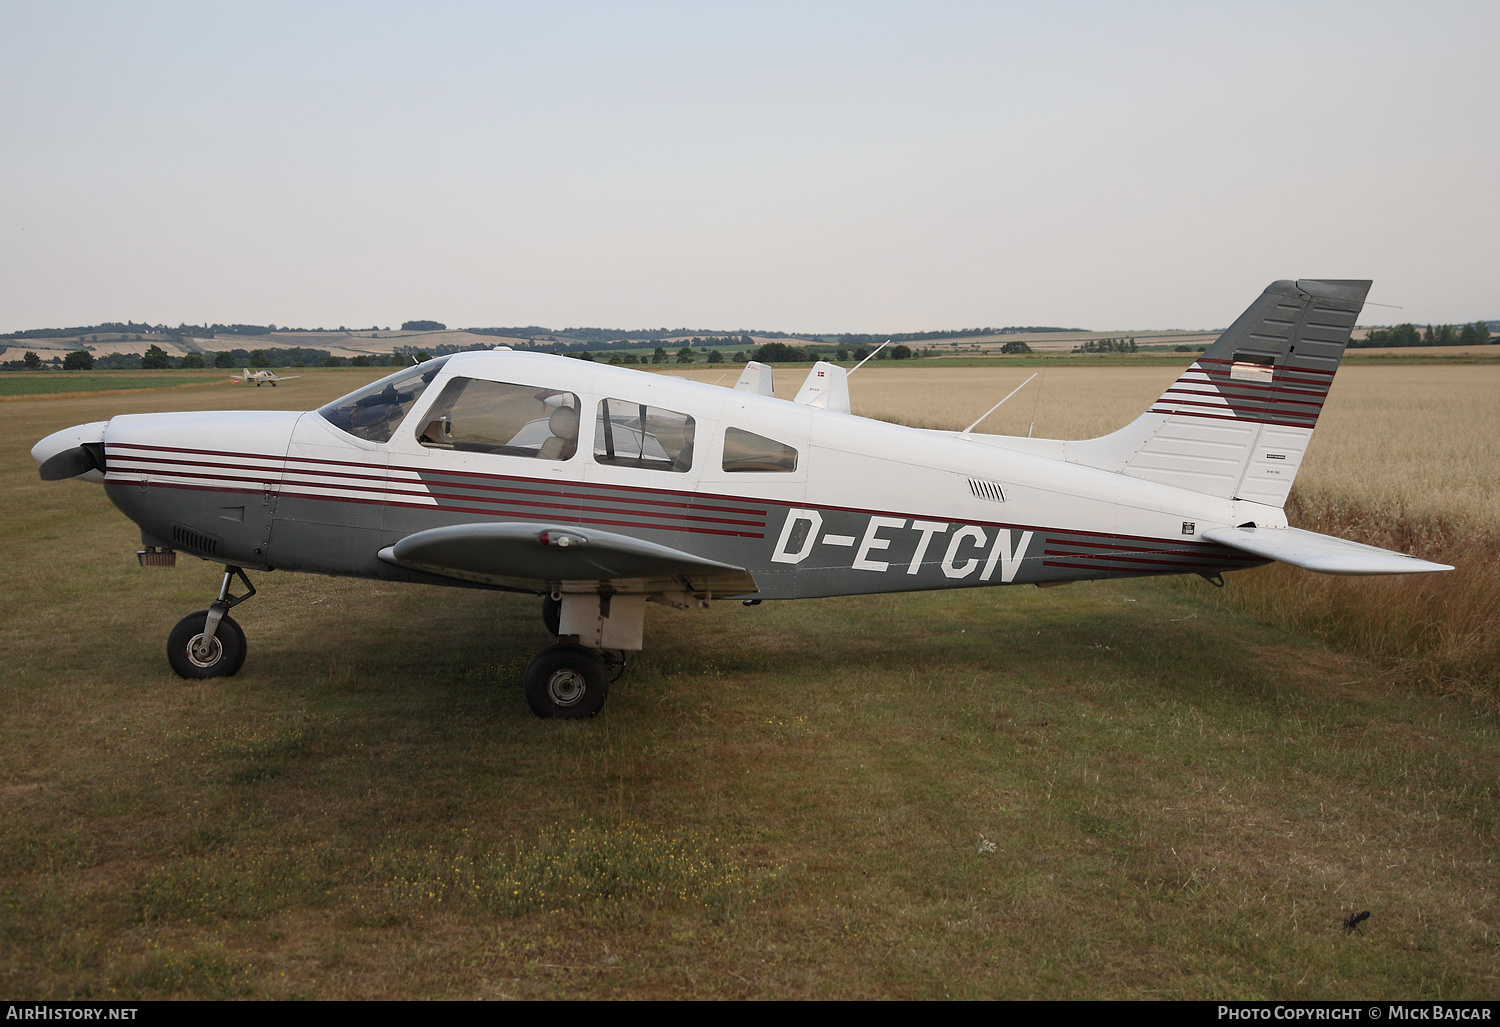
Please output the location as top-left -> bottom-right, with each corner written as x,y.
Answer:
594,399 -> 695,472
722,427 -> 798,472
417,378 -> 580,459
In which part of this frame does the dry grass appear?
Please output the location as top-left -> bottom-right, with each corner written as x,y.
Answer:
1193,366 -> 1499,701
2,363 -> 1497,998
1196,495 -> 1500,704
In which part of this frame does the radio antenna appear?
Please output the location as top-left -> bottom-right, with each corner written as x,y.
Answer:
1027,366 -> 1047,437
847,341 -> 890,376
962,373 -> 1038,436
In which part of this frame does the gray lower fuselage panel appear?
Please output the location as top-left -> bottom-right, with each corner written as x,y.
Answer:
108,457 -> 1265,598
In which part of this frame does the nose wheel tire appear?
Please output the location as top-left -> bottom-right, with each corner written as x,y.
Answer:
523,644 -> 608,718
167,610 -> 247,679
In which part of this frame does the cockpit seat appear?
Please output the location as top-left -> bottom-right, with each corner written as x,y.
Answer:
538,405 -> 579,461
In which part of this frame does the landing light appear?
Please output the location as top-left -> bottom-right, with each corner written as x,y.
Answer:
538,531 -> 588,549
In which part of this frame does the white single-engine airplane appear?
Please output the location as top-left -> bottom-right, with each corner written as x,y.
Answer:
34,280 -> 1451,718
230,368 -> 302,386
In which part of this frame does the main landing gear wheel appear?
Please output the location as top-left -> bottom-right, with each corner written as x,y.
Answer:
524,643 -> 608,719
167,610 -> 247,678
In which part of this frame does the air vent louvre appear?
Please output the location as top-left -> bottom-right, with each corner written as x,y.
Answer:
171,524 -> 219,556
968,478 -> 1006,503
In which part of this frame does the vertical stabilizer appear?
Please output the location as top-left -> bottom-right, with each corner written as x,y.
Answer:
1068,279 -> 1370,505
793,361 -> 851,413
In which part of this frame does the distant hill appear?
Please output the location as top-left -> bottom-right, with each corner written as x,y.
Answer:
6,315 -> 1490,370
2,320 -> 1097,366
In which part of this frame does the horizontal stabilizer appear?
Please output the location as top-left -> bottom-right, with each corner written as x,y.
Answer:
378,521 -> 759,596
1202,526 -> 1452,576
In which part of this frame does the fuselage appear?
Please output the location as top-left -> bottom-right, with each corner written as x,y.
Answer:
94,351 -> 1274,599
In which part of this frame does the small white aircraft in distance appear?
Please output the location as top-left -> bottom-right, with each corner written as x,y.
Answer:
33,279 -> 1451,718
230,368 -> 302,387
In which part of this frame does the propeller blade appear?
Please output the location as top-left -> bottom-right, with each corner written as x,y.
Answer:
37,445 -> 102,481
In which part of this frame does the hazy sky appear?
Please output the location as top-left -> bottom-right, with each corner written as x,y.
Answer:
2,1 -> 1495,333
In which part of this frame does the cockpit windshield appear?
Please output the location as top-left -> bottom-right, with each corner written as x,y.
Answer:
317,357 -> 451,443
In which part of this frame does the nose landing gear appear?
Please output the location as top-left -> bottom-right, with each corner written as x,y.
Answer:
167,566 -> 256,679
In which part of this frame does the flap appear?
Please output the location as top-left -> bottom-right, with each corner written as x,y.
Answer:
378,521 -> 759,596
1202,526 -> 1452,576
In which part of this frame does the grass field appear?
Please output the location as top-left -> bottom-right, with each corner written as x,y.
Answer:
0,371 -> 226,399
2,365 -> 1496,999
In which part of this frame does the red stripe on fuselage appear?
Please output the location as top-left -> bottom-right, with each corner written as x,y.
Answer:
109,445 -> 1255,559
108,442 -> 770,518
139,481 -> 767,539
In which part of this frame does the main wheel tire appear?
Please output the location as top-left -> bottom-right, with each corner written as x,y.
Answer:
167,610 -> 247,679
541,595 -> 561,637
523,644 -> 608,719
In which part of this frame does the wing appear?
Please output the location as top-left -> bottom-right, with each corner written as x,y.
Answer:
377,521 -> 759,597
1202,526 -> 1452,575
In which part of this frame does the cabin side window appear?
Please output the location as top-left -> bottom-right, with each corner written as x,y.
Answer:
417,378 -> 581,460
317,357 -> 451,443
593,399 -> 695,472
722,427 -> 798,473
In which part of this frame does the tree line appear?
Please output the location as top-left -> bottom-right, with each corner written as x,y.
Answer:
556,340 -> 922,368
749,342 -> 914,363
1351,323 -> 1492,348
817,327 -> 1076,348
4,346 -> 419,372
1073,337 -> 1138,354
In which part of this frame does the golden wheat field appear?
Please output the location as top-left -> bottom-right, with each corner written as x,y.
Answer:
665,362 -> 1500,698
665,362 -> 1500,529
